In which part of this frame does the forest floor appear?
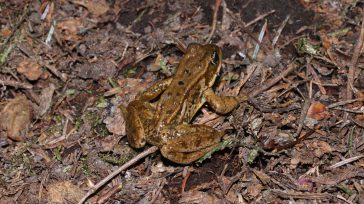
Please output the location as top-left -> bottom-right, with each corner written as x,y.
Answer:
1,0 -> 364,203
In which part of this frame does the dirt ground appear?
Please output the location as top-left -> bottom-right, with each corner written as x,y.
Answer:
1,0 -> 364,203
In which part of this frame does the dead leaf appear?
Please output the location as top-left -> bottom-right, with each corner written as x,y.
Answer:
46,181 -> 84,204
76,60 -> 116,80
28,147 -> 52,163
296,177 -> 314,191
253,170 -> 271,185
1,26 -> 12,37
36,84 -> 56,117
307,101 -> 330,120
147,53 -> 164,72
16,59 -> 43,81
320,34 -> 339,50
39,1 -> 55,25
104,106 -> 125,135
57,18 -> 83,42
179,191 -> 221,204
312,62 -> 333,76
0,197 -> 16,204
73,0 -> 110,17
0,96 -> 33,141
314,141 -> 333,157
281,114 -> 297,126
117,78 -> 152,99
100,135 -> 120,152
247,182 -> 263,198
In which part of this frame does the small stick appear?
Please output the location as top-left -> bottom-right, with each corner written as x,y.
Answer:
293,99 -> 311,138
347,5 -> 364,100
226,8 -> 272,54
272,15 -> 290,47
205,0 -> 221,43
327,98 -> 364,109
0,78 -> 33,89
78,146 -> 159,204
95,184 -> 122,204
41,62 -> 68,82
307,58 -> 327,95
150,179 -> 166,203
332,107 -> 364,114
271,189 -> 331,199
235,63 -> 258,95
329,154 -> 364,169
248,62 -> 297,98
245,9 -> 275,28
252,20 -> 267,60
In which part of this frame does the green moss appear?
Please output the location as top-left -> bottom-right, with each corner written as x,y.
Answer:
80,156 -> 91,175
96,97 -> 108,109
295,37 -> 321,56
52,146 -> 62,161
197,138 -> 233,164
99,150 -> 137,166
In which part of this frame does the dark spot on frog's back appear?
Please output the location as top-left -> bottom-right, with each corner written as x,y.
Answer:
178,81 -> 185,86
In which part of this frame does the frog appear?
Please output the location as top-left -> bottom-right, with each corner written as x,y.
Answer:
120,43 -> 247,164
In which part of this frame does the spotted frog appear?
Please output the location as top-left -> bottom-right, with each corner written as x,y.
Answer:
121,43 -> 247,164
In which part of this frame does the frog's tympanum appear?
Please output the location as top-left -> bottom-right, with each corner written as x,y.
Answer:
121,43 -> 247,164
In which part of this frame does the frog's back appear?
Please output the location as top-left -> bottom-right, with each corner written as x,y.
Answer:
155,44 -> 222,127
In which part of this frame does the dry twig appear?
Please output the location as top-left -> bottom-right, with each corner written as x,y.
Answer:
249,63 -> 297,98
347,6 -> 364,100
293,99 -> 311,138
329,154 -> 364,169
78,146 -> 159,204
245,9 -> 275,28
205,0 -> 221,43
327,98 -> 364,109
272,15 -> 290,47
0,78 -> 33,89
271,189 -> 332,200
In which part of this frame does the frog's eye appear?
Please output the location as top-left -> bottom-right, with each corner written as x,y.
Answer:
210,51 -> 220,65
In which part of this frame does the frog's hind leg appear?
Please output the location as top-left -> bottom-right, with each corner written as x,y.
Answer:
160,124 -> 224,164
122,100 -> 155,148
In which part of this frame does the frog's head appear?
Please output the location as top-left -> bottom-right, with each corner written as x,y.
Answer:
200,44 -> 222,87
178,43 -> 222,88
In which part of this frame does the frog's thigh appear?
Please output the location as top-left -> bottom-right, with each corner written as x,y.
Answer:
125,100 -> 154,148
160,124 -> 224,164
204,88 -> 247,114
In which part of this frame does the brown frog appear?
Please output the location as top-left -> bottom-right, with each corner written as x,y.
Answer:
121,43 -> 247,164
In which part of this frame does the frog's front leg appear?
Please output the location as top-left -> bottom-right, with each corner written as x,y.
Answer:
160,124 -> 224,164
121,100 -> 155,148
204,88 -> 248,114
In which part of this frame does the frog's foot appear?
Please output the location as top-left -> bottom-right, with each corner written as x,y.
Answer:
204,89 -> 248,114
160,124 -> 224,164
123,100 -> 155,148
